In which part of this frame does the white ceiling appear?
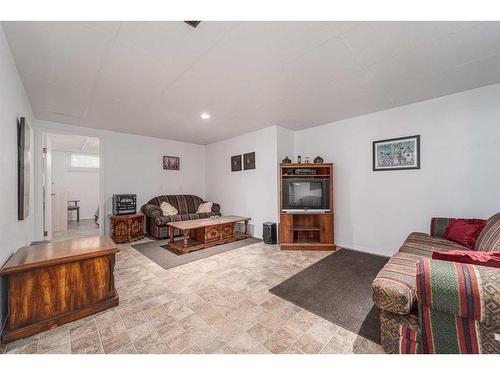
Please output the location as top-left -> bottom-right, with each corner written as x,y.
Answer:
49,133 -> 99,154
4,21 -> 500,144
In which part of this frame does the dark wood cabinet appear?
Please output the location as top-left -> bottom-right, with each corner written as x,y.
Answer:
110,213 -> 145,243
0,236 -> 119,343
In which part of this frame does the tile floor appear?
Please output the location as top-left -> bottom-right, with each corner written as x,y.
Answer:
52,219 -> 100,242
0,241 -> 383,354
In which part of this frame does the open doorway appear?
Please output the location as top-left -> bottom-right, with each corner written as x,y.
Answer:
43,133 -> 100,241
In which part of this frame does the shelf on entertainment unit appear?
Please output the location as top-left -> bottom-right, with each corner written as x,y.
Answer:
291,225 -> 321,231
282,174 -> 330,177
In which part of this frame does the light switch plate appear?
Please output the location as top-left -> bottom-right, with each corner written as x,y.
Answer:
495,333 -> 500,342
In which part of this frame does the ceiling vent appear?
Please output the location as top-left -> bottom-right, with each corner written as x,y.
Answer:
184,21 -> 201,28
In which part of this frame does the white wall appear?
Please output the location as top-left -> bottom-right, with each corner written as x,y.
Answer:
34,120 -> 206,237
205,126 -> 280,238
51,151 -> 99,220
294,84 -> 500,256
0,25 -> 35,329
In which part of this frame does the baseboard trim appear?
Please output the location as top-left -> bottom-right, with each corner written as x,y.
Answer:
336,241 -> 394,258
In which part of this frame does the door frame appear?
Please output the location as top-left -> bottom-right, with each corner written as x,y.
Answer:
34,124 -> 105,241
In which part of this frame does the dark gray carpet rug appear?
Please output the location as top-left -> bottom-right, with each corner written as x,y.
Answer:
132,237 -> 261,270
269,248 -> 388,344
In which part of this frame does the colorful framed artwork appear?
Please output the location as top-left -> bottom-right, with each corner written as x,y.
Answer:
373,135 -> 420,171
163,155 -> 180,171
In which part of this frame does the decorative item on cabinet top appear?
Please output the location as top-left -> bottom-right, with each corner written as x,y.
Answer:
282,156 -> 291,164
314,156 -> 324,163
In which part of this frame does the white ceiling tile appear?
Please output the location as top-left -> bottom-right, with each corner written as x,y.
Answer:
342,22 -> 413,66
369,22 -> 500,82
95,44 -> 174,105
3,22 -> 110,91
116,21 -> 235,68
85,95 -> 145,130
22,74 -> 92,117
389,53 -> 500,107
342,21 -> 477,67
80,21 -> 121,38
278,36 -> 366,91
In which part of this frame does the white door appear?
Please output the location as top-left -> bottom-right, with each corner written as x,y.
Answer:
43,134 -> 53,239
52,186 -> 68,233
45,133 -> 68,234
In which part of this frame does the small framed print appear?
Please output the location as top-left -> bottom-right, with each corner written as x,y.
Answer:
163,155 -> 180,170
373,135 -> 420,171
231,155 -> 242,172
243,152 -> 255,170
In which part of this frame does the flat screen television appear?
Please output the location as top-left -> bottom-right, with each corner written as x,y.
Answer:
282,178 -> 330,212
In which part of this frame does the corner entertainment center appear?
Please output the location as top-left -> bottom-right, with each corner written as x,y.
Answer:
279,163 -> 335,251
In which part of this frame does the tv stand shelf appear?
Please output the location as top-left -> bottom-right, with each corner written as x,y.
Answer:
291,225 -> 321,231
282,174 -> 330,177
279,163 -> 335,251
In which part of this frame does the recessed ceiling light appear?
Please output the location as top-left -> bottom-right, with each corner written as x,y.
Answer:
200,113 -> 211,120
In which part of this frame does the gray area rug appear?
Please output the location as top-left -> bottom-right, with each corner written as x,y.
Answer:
269,248 -> 388,344
132,237 -> 261,270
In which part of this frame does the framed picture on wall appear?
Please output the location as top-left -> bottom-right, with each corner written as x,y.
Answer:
243,152 -> 255,170
17,117 -> 31,220
373,135 -> 420,171
163,156 -> 180,170
231,155 -> 242,172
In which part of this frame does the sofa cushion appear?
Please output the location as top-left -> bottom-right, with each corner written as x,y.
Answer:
372,252 -> 423,315
197,201 -> 213,213
417,258 -> 500,324
475,212 -> 500,252
160,201 -> 178,216
443,219 -> 486,249
432,250 -> 500,268
399,232 -> 469,258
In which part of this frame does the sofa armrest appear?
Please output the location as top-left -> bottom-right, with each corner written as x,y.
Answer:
142,203 -> 163,218
416,258 -> 500,324
430,217 -> 456,237
211,202 -> 220,213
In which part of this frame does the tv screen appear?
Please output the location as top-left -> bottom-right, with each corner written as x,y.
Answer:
283,178 -> 329,210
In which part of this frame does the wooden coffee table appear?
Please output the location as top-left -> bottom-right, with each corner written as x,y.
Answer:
167,216 -> 251,254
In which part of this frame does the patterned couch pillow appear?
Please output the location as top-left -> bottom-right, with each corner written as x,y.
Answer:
160,201 -> 178,216
475,212 -> 500,252
197,201 -> 213,213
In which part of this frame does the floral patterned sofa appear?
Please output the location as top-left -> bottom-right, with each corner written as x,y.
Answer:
141,195 -> 221,239
372,212 -> 500,354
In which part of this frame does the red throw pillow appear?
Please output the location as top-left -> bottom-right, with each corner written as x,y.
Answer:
443,219 -> 486,249
432,250 -> 500,268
